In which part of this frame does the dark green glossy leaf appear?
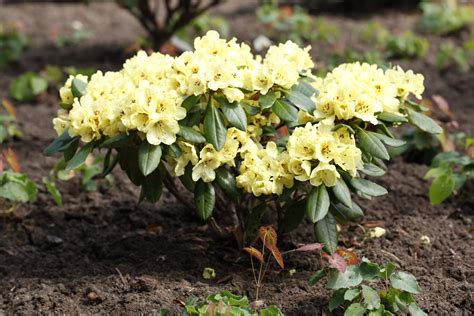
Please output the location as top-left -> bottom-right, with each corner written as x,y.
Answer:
331,178 -> 352,208
377,112 -> 408,123
374,132 -> 406,147
259,91 -> 277,109
195,180 -> 215,221
99,134 -> 134,148
314,212 -> 338,254
178,125 -> 206,143
357,127 -> 390,160
138,142 -> 162,176
284,90 -> 315,112
66,142 -> 94,171
407,108 -> 442,134
350,178 -> 388,197
44,130 -> 78,156
182,94 -> 201,111
328,289 -> 346,312
71,78 -> 87,98
307,185 -> 330,223
204,104 -> 226,150
272,98 -> 298,122
140,169 -> 162,203
215,167 -> 239,202
361,163 -> 386,177
283,199 -> 306,232
220,100 -> 247,131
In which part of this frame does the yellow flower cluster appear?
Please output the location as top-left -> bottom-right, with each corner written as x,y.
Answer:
54,31 -> 313,146
311,62 -> 424,124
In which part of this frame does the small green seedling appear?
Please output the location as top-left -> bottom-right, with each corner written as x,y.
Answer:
0,23 -> 28,69
418,0 -> 473,35
10,72 -> 48,102
0,99 -> 23,144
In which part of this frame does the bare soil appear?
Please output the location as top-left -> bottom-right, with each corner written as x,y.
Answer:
0,1 -> 473,315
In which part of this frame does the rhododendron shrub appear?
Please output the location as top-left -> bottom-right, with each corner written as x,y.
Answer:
45,31 -> 441,251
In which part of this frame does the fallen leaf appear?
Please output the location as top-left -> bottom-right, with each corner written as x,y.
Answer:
296,243 -> 324,252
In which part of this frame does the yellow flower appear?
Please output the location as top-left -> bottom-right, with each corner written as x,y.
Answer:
309,163 -> 340,187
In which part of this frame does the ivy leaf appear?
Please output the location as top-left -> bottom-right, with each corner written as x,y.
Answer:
138,142 -> 162,176
429,173 -> 455,204
309,269 -> 327,285
284,90 -> 315,112
357,127 -> 390,160
362,285 -> 381,310
331,178 -> 352,208
65,142 -> 94,171
259,91 -> 277,109
194,180 -> 215,221
327,265 -> 363,289
409,304 -> 428,316
344,288 -> 361,301
407,108 -> 442,134
71,78 -> 87,98
314,212 -> 338,254
272,98 -> 298,122
307,185 -> 330,223
328,289 -> 346,312
177,125 -> 206,143
390,272 -> 421,294
204,104 -> 226,150
344,303 -> 366,316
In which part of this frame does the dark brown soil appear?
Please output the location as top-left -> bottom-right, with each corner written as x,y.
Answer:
0,1 -> 473,315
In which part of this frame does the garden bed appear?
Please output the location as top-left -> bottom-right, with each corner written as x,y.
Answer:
0,1 -> 473,314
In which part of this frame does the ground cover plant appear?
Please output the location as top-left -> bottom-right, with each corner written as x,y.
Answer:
46,31 -> 441,254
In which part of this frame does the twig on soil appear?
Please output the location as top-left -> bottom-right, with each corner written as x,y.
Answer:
115,268 -> 128,288
380,249 -> 403,266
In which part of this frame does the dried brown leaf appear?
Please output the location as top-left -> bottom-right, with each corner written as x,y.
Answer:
258,226 -> 277,251
243,246 -> 264,264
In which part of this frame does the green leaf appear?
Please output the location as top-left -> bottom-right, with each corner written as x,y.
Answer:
350,178 -> 388,197
42,177 -> 63,206
293,79 -> 318,97
71,78 -> 87,98
215,167 -> 239,202
374,133 -> 406,147
195,180 -> 215,221
272,98 -> 298,122
283,199 -> 306,232
284,90 -> 315,112
407,108 -> 442,134
409,304 -> 427,316
330,202 -> 364,224
344,288 -> 361,301
138,142 -> 162,176
344,303 -> 366,316
63,138 -> 79,162
0,182 -> 30,203
118,147 -> 143,186
314,212 -> 338,254
204,104 -> 226,150
182,94 -> 200,111
177,125 -> 206,143
140,169 -> 163,203
327,265 -> 363,289
242,101 -> 260,115
362,285 -> 381,310
44,130 -> 78,156
379,262 -> 396,280
179,165 -> 195,192
309,269 -> 327,285
429,173 -> 455,204
259,91 -> 277,109
99,134 -> 133,148
328,289 -> 346,312
331,178 -> 352,208
220,100 -> 247,131
307,185 -> 330,223
378,112 -> 408,123
30,75 -> 48,95
390,271 -> 421,294
361,163 -> 386,177
357,127 -> 390,160
66,142 -> 94,171
360,260 -> 381,281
